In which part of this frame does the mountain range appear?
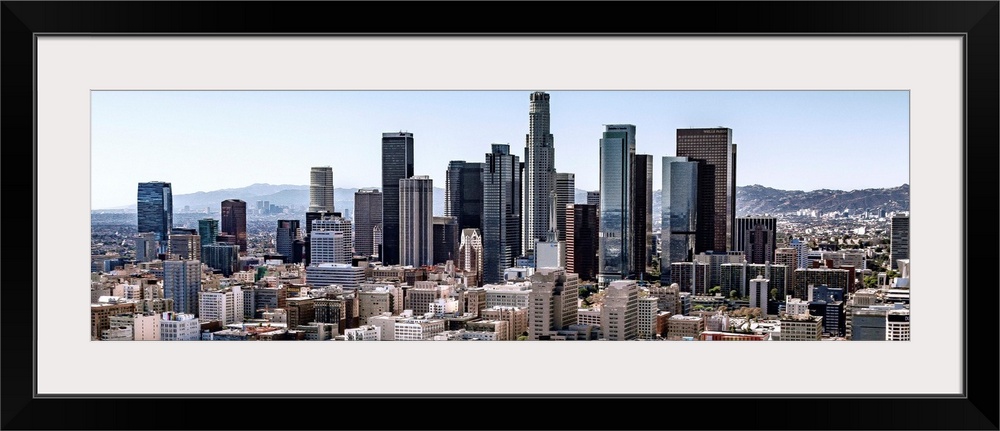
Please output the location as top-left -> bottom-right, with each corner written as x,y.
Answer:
99,182 -> 909,218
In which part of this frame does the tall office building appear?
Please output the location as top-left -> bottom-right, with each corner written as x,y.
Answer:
399,176 -> 434,267
598,124 -> 637,283
311,216 -> 353,265
890,214 -> 909,270
458,228 -> 483,286
163,260 -> 201,315
482,144 -> 521,284
555,172 -> 575,242
134,232 -> 158,263
197,218 -> 219,248
220,199 -> 247,253
168,228 -> 200,261
433,216 -> 459,265
354,188 -> 383,259
660,156 -> 699,284
735,216 -> 778,265
202,243 -> 239,277
522,91 -> 556,255
276,219 -> 300,261
137,181 -> 173,250
445,161 -> 484,232
676,127 -> 736,253
309,166 -> 335,213
790,238 -> 809,269
566,203 -> 599,281
632,154 -> 653,275
381,132 -> 415,265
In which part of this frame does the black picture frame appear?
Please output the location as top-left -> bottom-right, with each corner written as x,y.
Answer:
3,2 -> 997,430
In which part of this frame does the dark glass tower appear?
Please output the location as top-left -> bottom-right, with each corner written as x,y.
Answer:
598,124 -> 636,283
734,216 -> 777,265
483,144 -> 521,284
381,132 -> 414,265
354,188 -> 383,259
631,154 -> 653,277
197,218 -> 219,248
220,199 -> 247,253
660,156 -> 699,284
276,219 -> 301,262
137,181 -> 173,245
676,127 -> 736,253
566,203 -> 599,281
445,161 -> 484,233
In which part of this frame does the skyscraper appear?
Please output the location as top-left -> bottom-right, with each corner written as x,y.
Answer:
676,127 -> 736,253
660,156 -> 699,284
890,214 -> 909,270
566,203 -> 599,281
163,259 -> 201,315
632,154 -> 653,276
220,199 -> 247,253
598,124 -> 637,283
483,144 -> 521,284
276,219 -> 301,261
137,181 -> 173,247
168,228 -> 200,261
458,228 -> 483,286
311,216 -> 353,265
197,218 -> 219,248
382,132 -> 415,265
445,161 -> 484,233
399,175 -> 434,267
523,91 -> 555,255
202,243 -> 240,277
735,216 -> 778,265
309,166 -> 335,213
354,188 -> 382,259
433,216 -> 459,265
555,172 -> 575,242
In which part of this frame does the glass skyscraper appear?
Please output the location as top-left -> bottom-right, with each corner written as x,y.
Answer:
661,156 -> 698,284
445,160 -> 484,233
482,144 -> 521,284
137,181 -> 173,244
220,199 -> 247,253
676,127 -> 736,253
197,218 -> 219,248
598,124 -> 636,283
381,132 -> 414,265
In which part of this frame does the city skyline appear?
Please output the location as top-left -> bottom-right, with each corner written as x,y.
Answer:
91,90 -> 909,210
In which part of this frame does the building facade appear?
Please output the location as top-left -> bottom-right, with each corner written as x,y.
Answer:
162,259 -> 201,315
735,216 -> 778,265
675,127 -> 736,253
381,131 -> 415,265
399,175 -> 434,267
137,181 -> 173,249
482,144 -> 522,284
220,199 -> 247,253
565,203 -> 599,281
523,91 -> 556,255
353,188 -> 382,259
308,166 -> 335,213
660,156 -> 699,284
445,160 -> 484,233
598,124 -> 637,283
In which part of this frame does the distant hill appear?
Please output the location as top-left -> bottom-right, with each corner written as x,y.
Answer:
651,184 -> 910,218
99,183 -> 909,220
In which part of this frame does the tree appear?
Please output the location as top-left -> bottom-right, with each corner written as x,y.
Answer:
729,289 -> 738,299
709,286 -> 722,295
769,288 -> 778,301
863,275 -> 879,289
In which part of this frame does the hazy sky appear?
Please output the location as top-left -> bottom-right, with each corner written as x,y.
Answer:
91,90 -> 909,209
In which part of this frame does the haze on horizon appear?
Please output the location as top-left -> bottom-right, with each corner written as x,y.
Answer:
91,90 -> 909,209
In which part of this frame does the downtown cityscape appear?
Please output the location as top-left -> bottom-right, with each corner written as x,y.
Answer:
90,91 -> 911,342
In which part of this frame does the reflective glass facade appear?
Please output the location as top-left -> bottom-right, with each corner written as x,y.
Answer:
381,132 -> 414,265
483,144 -> 521,284
660,156 -> 698,284
676,128 -> 736,253
137,181 -> 173,242
598,125 -> 636,282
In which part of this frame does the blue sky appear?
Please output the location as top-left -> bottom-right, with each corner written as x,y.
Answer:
91,90 -> 909,209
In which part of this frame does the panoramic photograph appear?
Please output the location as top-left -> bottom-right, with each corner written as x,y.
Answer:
89,90 -> 911,342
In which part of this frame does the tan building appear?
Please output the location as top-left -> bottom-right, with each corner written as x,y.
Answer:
90,300 -> 138,340
465,320 -> 511,341
638,296 -> 659,340
666,315 -> 705,340
577,307 -> 602,327
481,306 -> 528,340
284,296 -> 316,327
601,280 -> 638,340
779,314 -> 823,341
647,283 -> 682,316
404,281 -> 451,314
527,268 -> 579,340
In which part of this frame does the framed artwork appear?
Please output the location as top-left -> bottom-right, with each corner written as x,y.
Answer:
3,2 -> 996,430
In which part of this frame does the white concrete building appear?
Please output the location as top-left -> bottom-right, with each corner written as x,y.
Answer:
198,286 -> 244,325
484,282 -> 532,308
160,311 -> 201,341
306,263 -> 365,289
602,280 -> 639,340
638,296 -> 659,340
